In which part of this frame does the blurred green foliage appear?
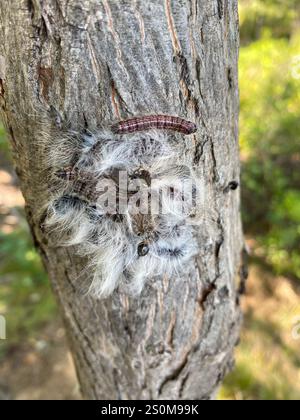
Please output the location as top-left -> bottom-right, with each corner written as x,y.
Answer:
221,0 -> 300,400
240,0 -> 300,280
240,0 -> 300,44
0,128 -> 56,357
0,125 -> 9,156
0,221 -> 56,358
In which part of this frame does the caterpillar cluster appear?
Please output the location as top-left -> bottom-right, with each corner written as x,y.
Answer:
43,116 -> 200,298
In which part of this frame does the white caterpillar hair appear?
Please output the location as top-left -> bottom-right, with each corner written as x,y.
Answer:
43,125 -> 203,298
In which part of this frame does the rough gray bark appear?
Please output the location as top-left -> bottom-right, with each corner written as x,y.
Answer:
0,0 -> 244,400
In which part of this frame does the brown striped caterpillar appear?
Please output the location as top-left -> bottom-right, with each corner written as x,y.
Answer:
112,115 -> 197,135
43,117 -> 202,298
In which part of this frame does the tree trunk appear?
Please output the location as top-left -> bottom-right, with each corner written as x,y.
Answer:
0,0 -> 244,400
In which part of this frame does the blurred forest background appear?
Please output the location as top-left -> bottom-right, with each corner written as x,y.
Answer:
0,0 -> 300,400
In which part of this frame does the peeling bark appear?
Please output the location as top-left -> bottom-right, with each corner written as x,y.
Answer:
0,0 -> 243,400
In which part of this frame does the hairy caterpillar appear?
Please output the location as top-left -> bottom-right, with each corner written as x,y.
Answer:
112,115 -> 197,135
44,116 -> 201,298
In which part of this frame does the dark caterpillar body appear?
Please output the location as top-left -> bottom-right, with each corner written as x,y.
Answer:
55,167 -> 99,202
55,166 -> 78,181
112,115 -> 197,135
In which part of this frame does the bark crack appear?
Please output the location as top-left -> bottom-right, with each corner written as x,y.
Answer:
217,0 -> 224,20
165,0 -> 181,55
103,0 -> 128,76
199,283 -> 217,311
158,351 -> 190,396
193,134 -> 210,165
